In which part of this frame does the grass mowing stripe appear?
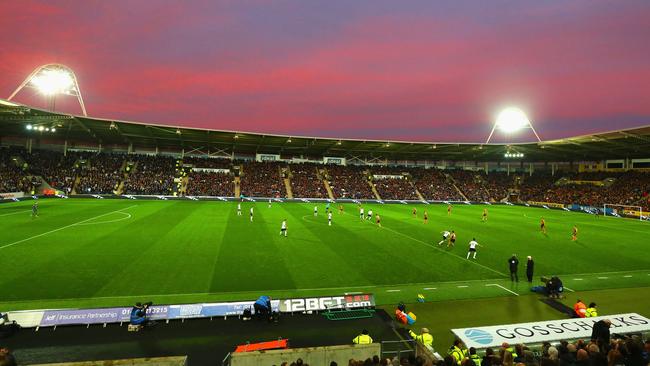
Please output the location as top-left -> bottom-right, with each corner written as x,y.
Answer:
0,205 -> 138,250
1,200 -> 648,310
366,215 -> 508,277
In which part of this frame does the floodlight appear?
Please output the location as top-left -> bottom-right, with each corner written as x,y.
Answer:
8,63 -> 88,116
486,107 -> 541,143
45,127 -> 50,132
51,128 -> 56,132
30,69 -> 74,96
38,126 -> 45,131
26,124 -> 32,130
496,108 -> 530,133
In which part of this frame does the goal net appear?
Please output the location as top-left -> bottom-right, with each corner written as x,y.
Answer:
603,204 -> 645,221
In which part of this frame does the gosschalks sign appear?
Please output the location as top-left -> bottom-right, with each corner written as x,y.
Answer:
453,313 -> 650,349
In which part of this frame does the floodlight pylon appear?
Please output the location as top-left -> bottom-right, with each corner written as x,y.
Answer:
485,108 -> 541,143
8,63 -> 87,116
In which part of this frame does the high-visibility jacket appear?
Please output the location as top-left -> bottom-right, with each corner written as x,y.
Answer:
585,307 -> 598,317
408,330 -> 433,347
353,334 -> 373,344
574,302 -> 587,318
504,347 -> 518,359
469,354 -> 482,366
449,346 -> 466,365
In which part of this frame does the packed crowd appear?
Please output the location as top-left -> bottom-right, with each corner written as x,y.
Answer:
275,355 -> 432,366
369,166 -> 419,200
444,335 -> 650,366
448,171 -> 513,202
0,148 -> 25,193
326,165 -> 375,199
2,147 -> 650,208
289,163 -> 327,198
124,155 -> 177,195
21,150 -> 85,194
240,161 -> 286,198
519,171 -> 650,211
183,156 -> 232,169
373,177 -> 420,200
186,171 -> 234,196
411,169 -> 464,201
76,153 -> 125,194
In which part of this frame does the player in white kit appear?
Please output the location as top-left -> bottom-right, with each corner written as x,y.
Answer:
280,219 -> 287,237
467,238 -> 482,259
328,211 -> 333,226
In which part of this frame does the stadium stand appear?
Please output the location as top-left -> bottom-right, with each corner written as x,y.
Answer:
289,163 -> 327,198
0,147 -> 26,193
411,168 -> 463,201
370,166 -> 419,200
123,155 -> 176,195
76,153 -> 125,194
186,171 -> 233,196
2,148 -> 650,210
448,170 -> 514,202
239,161 -> 286,198
20,150 -> 85,194
326,165 -> 375,199
182,156 -> 232,169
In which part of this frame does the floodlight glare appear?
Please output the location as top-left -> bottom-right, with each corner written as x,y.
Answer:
38,126 -> 45,131
8,64 -> 88,116
30,69 -> 75,96
26,124 -> 32,130
486,107 -> 541,143
496,107 -> 530,133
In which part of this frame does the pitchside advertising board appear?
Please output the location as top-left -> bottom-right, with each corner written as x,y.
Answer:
454,313 -> 650,349
8,294 -> 374,328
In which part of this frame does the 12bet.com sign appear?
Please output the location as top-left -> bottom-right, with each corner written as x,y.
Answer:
280,294 -> 375,312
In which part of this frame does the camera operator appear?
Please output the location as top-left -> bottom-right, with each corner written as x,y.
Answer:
130,302 -> 153,328
253,296 -> 272,320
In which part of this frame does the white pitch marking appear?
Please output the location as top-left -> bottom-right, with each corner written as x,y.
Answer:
386,289 -> 401,292
423,287 -> 437,290
0,205 -> 138,250
0,210 -> 31,217
564,286 -> 575,292
76,212 -> 132,226
573,278 -> 583,281
344,292 -> 362,295
457,285 -> 469,288
598,277 -> 609,279
486,283 -> 519,296
623,275 -> 633,278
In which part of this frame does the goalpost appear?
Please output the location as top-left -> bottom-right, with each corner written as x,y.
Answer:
603,204 -> 645,221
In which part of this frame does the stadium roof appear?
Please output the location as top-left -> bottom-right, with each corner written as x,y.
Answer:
1,99 -> 650,162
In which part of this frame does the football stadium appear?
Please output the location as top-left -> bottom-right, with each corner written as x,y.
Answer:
1,2 -> 650,366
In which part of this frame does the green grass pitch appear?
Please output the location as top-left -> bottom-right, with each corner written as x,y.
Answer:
1,199 -> 649,311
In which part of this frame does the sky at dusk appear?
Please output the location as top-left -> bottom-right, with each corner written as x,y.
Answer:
1,0 -> 649,143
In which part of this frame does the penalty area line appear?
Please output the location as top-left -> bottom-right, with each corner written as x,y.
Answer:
0,205 -> 138,250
